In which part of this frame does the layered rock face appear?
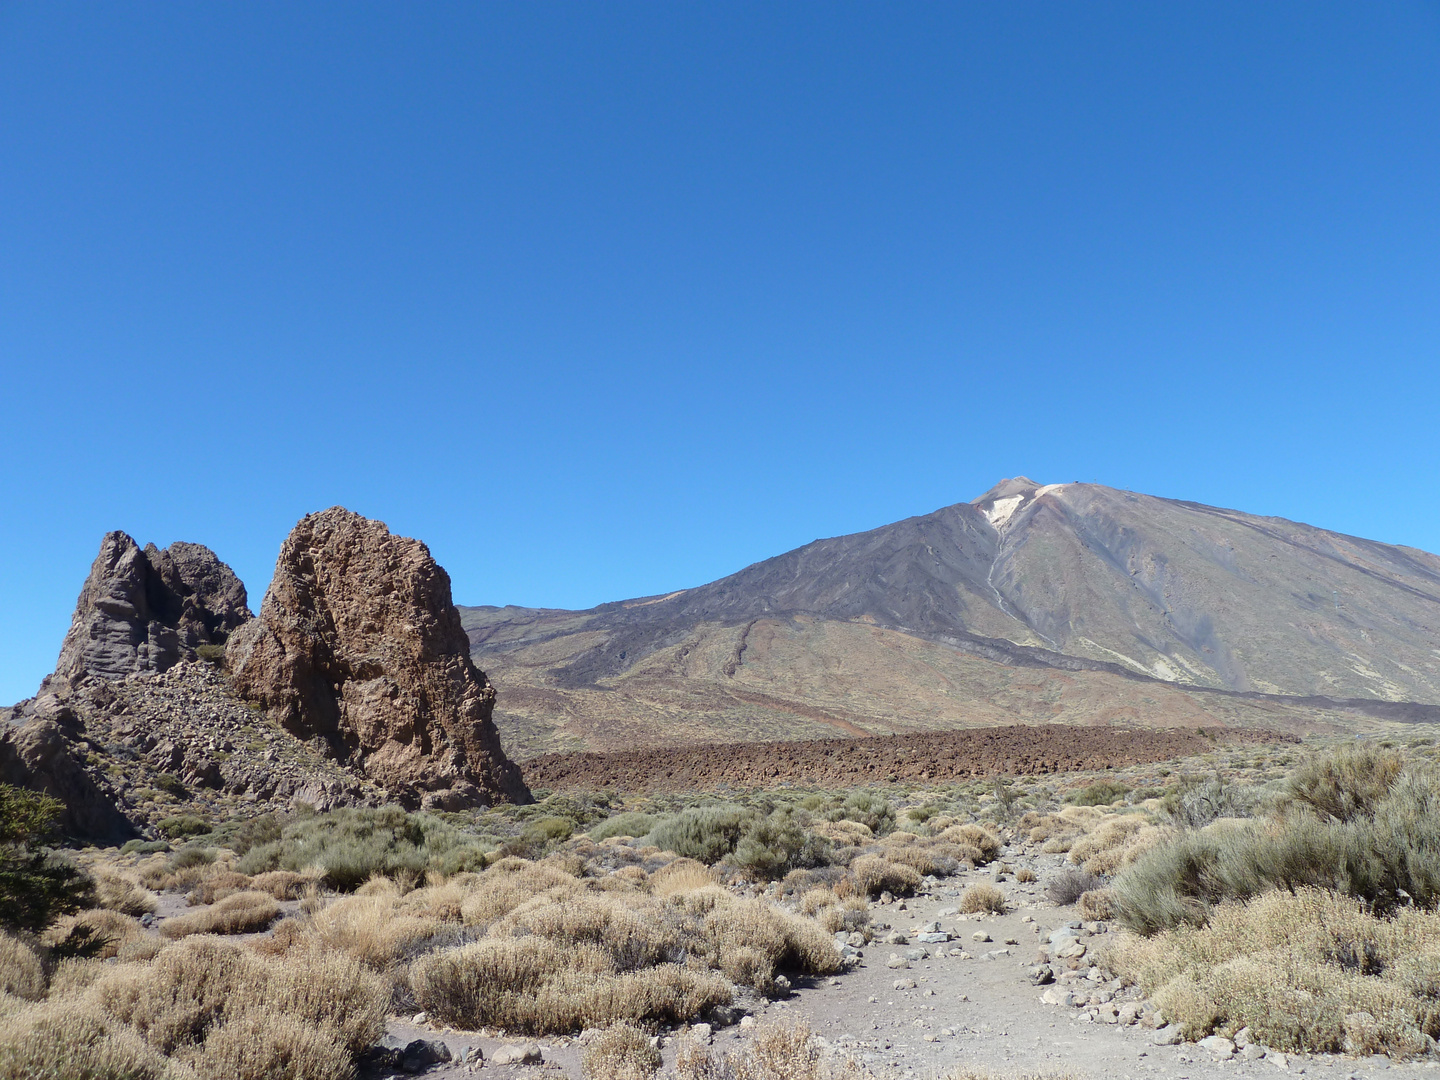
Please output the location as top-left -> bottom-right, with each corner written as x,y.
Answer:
55,533 -> 251,682
229,508 -> 531,809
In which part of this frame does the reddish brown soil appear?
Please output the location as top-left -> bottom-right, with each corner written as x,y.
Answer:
522,724 -> 1296,793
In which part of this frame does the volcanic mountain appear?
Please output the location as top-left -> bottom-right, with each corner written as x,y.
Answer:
462,480 -> 1440,757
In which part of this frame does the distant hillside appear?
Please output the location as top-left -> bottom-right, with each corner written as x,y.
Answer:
462,479 -> 1440,757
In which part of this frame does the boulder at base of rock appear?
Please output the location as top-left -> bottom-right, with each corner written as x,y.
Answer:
229,508 -> 530,808
490,1044 -> 542,1066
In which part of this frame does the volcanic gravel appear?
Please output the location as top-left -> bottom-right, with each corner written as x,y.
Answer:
522,724 -> 1293,793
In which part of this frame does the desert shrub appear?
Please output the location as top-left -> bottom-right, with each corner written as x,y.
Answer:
1105,888 -> 1440,1056
186,871 -> 254,906
849,855 -> 920,897
0,932 -> 44,1000
304,891 -> 447,972
648,859 -> 715,897
85,934 -> 387,1068
154,774 -> 186,797
832,791 -> 894,835
702,898 -> 843,992
1113,752 -> 1440,935
674,1019 -> 836,1080
1047,868 -> 1103,906
501,815 -> 575,857
728,807 -> 832,880
238,805 -> 488,890
44,909 -> 144,960
166,846 -> 218,872
646,805 -> 756,865
1016,867 -> 1037,883
157,815 -> 209,839
259,947 -> 389,1054
582,1023 -> 662,1080
159,891 -> 280,938
89,937 -> 256,1053
1285,743 -> 1404,823
191,1009 -> 350,1080
119,840 -> 170,856
412,937 -> 731,1033
936,823 -> 1002,863
0,999 -> 174,1080
1077,889 -> 1115,921
248,869 -> 311,900
1168,777 -> 1257,828
958,883 -> 1006,915
200,813 -> 281,856
590,813 -> 659,842
1066,780 -> 1131,807
93,870 -> 157,916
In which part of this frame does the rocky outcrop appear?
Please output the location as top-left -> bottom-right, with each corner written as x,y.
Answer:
0,694 -> 135,844
230,508 -> 531,809
54,533 -> 251,683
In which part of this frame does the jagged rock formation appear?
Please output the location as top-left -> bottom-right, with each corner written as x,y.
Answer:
229,508 -> 531,809
55,532 -> 251,682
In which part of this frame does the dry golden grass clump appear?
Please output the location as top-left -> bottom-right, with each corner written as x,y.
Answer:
186,871 -> 254,906
674,1019 -> 837,1080
0,933 -> 45,1001
797,887 -> 869,935
0,935 -> 387,1080
1015,867 -> 1038,883
191,1009 -> 351,1080
298,850 -> 842,1034
0,999 -> 176,1080
94,869 -> 159,916
1105,888 -> 1440,1057
248,869 -> 314,900
1076,889 -> 1115,921
1066,814 -> 1159,875
581,1022 -> 663,1080
412,938 -> 731,1033
850,854 -> 921,897
958,883 -> 1007,915
160,891 -> 281,939
44,908 -> 146,959
135,848 -> 239,895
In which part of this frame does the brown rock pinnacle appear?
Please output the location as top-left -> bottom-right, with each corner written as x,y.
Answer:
228,508 -> 531,808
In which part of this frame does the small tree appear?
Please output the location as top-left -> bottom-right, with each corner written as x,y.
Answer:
0,783 -> 97,953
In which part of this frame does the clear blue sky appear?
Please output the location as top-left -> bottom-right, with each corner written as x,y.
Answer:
3,3 -> 1438,704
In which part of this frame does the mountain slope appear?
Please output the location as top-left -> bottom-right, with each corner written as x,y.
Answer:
462,479 -> 1440,756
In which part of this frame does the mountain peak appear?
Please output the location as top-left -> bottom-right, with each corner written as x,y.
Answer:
971,476 -> 1070,528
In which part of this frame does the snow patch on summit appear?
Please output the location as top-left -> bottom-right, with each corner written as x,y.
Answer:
984,495 -> 1025,528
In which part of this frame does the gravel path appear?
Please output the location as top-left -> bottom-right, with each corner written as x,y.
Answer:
377,852 -> 1440,1080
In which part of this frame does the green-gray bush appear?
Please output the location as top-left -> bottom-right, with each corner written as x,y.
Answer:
1067,780 -> 1132,807
238,806 -> 490,890
157,815 -> 209,839
1284,743 -> 1404,823
726,806 -> 832,880
588,813 -> 659,842
1114,757 -> 1440,935
831,790 -> 894,835
1168,777 -> 1257,828
645,806 -> 755,864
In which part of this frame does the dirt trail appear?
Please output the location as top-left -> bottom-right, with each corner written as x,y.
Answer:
379,847 -> 1426,1080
